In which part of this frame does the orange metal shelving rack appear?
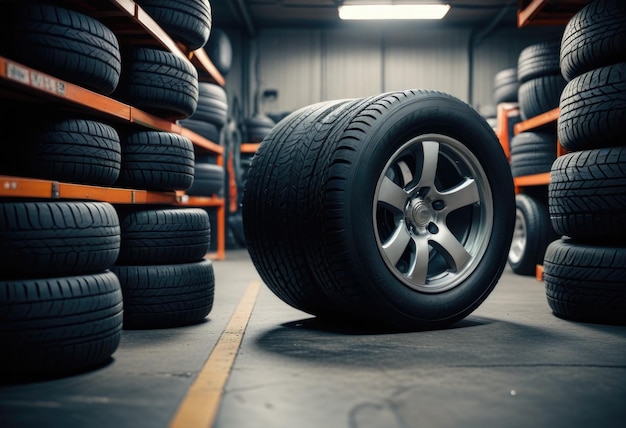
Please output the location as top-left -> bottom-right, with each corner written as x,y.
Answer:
0,0 -> 228,259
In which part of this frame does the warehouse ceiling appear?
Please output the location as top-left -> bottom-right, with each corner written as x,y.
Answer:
211,1 -> 591,35
210,0 -> 547,35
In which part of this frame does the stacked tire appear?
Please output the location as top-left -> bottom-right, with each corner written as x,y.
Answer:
0,2 -> 122,96
517,40 -> 567,121
0,0 -> 218,379
179,82 -> 227,198
544,0 -> 626,325
0,2 -> 126,379
93,0 -> 217,329
505,41 -> 565,276
112,206 -> 214,329
242,90 -> 515,331
512,40 -> 562,177
0,201 -> 123,379
493,68 -> 519,106
114,127 -> 195,192
488,67 -> 520,133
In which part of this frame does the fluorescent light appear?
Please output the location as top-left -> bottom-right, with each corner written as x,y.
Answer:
338,4 -> 450,20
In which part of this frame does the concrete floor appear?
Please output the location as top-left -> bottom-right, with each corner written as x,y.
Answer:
1,249 -> 625,428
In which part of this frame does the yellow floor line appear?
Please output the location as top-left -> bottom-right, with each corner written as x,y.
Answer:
168,280 -> 262,428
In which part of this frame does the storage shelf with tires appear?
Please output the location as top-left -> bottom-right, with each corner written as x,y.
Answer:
0,0 -> 226,379
497,104 -> 560,279
0,0 -> 227,260
0,53 -> 226,259
508,0 -> 626,325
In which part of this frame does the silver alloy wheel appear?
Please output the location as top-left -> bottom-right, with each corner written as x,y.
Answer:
373,134 -> 494,293
508,208 -> 527,265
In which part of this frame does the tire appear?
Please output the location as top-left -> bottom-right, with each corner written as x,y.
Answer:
0,2 -> 121,95
544,238 -> 626,325
115,206 -> 210,265
135,0 -> 212,51
204,28 -> 232,76
244,90 -> 515,330
111,259 -> 215,329
560,0 -> 626,81
518,74 -> 567,120
115,129 -> 195,191
114,47 -> 199,119
189,82 -> 228,126
508,193 -> 555,276
243,99 -> 357,317
493,68 -> 519,104
178,118 -> 221,143
6,116 -> 121,186
185,162 -> 225,196
0,201 -> 120,278
228,211 -> 246,248
549,147 -> 626,242
509,131 -> 557,177
0,271 -> 123,378
557,63 -> 626,152
245,115 -> 276,143
517,41 -> 562,83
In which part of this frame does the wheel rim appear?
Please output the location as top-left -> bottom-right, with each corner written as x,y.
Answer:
373,134 -> 494,293
508,208 -> 527,265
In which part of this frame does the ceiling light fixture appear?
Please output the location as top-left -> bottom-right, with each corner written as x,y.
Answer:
338,3 -> 451,20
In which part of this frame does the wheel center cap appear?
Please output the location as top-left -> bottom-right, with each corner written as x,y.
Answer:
408,200 -> 432,226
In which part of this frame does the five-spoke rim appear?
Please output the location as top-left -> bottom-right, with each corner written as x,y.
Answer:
373,134 -> 493,293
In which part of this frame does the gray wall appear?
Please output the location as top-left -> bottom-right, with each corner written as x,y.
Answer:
222,24 -> 565,122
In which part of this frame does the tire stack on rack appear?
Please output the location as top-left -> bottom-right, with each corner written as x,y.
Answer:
177,80 -> 227,199
544,0 -> 626,325
506,40 -> 565,276
105,0 -> 218,329
112,206 -> 214,329
0,2 -> 126,379
0,0 -> 218,378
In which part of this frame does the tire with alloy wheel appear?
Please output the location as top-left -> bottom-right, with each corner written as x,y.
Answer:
508,193 -> 555,276
243,90 -> 515,330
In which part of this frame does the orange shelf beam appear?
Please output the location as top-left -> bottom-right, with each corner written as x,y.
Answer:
1,56 -> 222,157
514,107 -> 559,134
518,0 -> 549,27
241,143 -> 261,154
514,172 -> 551,188
178,127 -> 224,156
0,176 -> 177,204
190,48 -> 226,86
1,56 -> 131,121
518,0 -> 590,27
536,264 -> 544,282
496,103 -> 520,161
